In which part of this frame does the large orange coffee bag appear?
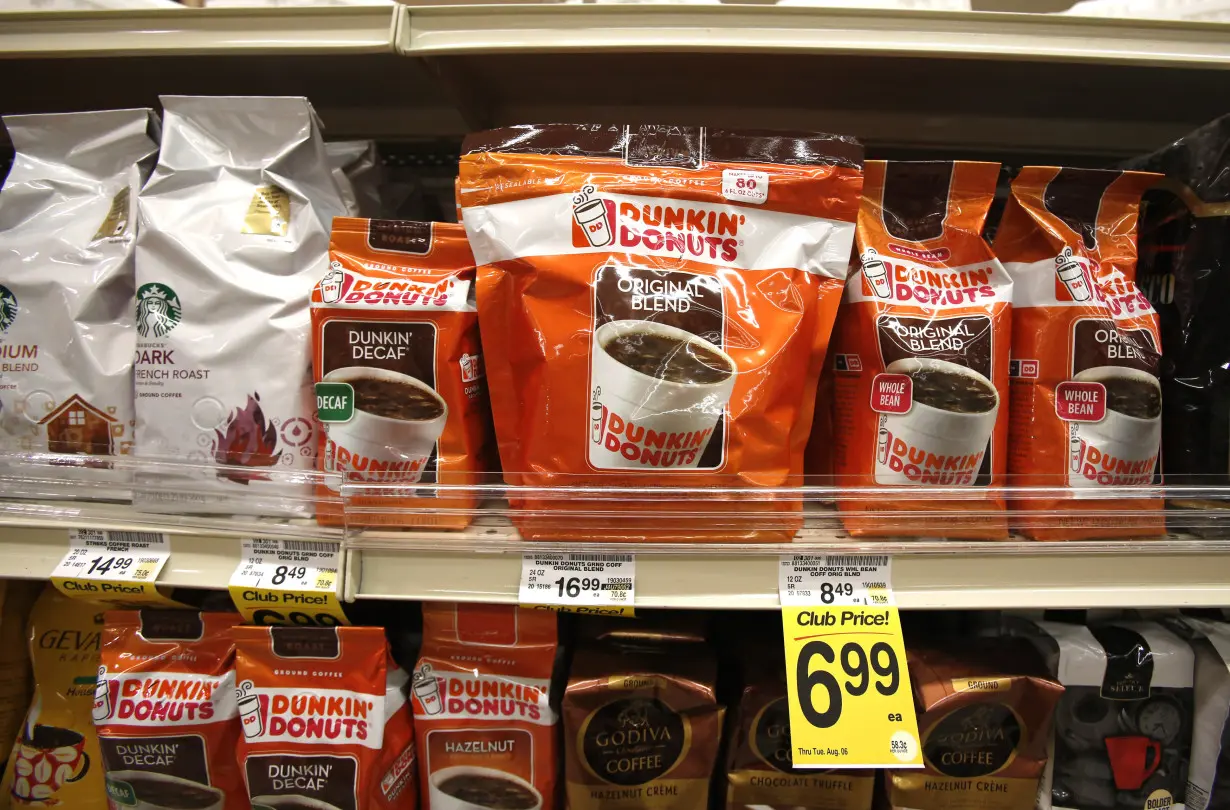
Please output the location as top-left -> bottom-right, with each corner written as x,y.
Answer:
833,161 -> 1009,538
994,167 -> 1163,539
459,124 -> 864,542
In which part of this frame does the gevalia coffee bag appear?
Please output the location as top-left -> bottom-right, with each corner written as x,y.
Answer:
133,96 -> 347,516
0,109 -> 159,497
94,610 -> 244,810
412,603 -> 559,810
234,626 -> 418,810
832,160 -> 1009,538
994,167 -> 1163,539
459,124 -> 863,542
312,218 -> 490,527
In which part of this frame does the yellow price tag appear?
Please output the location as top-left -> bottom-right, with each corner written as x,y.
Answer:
520,604 -> 635,617
229,539 -> 349,626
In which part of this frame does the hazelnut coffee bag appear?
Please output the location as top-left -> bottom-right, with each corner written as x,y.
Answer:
312,218 -> 490,528
460,124 -> 863,542
234,625 -> 418,810
994,167 -> 1163,539
832,160 -> 1009,538
94,610 -> 244,810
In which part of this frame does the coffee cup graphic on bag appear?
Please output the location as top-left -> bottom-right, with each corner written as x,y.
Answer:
92,666 -> 115,722
236,680 -> 265,740
429,765 -> 543,810
588,319 -> 737,470
1056,246 -> 1094,302
572,185 -> 615,248
1066,365 -> 1161,488
10,725 -> 90,803
322,366 -> 447,490
106,770 -> 225,810
413,664 -> 444,716
1104,735 -> 1162,791
861,248 -> 892,299
873,357 -> 998,486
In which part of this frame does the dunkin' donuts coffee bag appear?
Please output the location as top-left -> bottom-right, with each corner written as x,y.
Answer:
460,124 -> 863,542
312,218 -> 489,527
994,167 -> 1163,539
832,160 -> 1008,538
133,96 -> 346,516
234,625 -> 418,810
94,610 -> 244,810
0,109 -> 158,497
412,603 -> 559,810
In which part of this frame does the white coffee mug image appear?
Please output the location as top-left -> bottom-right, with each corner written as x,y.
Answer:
108,770 -> 224,810
322,366 -> 447,489
573,199 -> 614,248
1067,365 -> 1161,489
251,795 -> 342,810
873,357 -> 999,487
429,766 -> 543,810
589,320 -> 737,471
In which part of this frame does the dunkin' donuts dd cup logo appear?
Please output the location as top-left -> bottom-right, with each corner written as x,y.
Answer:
92,666 -> 116,722
236,680 -> 266,740
572,185 -> 616,248
1054,247 -> 1096,303
319,261 -> 349,304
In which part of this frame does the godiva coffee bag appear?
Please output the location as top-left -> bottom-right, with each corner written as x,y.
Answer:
312,218 -> 490,527
832,160 -> 1009,538
994,167 -> 1163,539
460,124 -> 863,542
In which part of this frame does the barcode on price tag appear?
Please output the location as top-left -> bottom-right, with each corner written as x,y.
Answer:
519,553 -> 635,616
778,554 -> 892,607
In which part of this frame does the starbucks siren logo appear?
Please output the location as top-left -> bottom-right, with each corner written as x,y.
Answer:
136,283 -> 182,338
0,285 -> 17,333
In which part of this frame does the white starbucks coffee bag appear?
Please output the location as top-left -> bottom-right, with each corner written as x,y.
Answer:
0,109 -> 159,497
133,96 -> 346,515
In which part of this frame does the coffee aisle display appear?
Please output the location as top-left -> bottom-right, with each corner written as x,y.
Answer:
890,639 -> 1064,810
0,109 -> 159,498
0,581 -> 42,768
94,610 -> 245,810
234,625 -> 418,810
412,603 -> 559,810
994,167 -> 1164,540
563,618 -> 725,810
831,160 -> 1009,538
312,218 -> 490,528
327,140 -> 385,219
1171,618 -> 1230,810
459,124 -> 864,542
132,95 -> 347,516
1,586 -> 106,809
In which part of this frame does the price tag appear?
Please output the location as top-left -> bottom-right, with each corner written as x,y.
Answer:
779,554 -> 922,769
229,539 -> 348,627
519,553 -> 635,617
52,529 -> 177,605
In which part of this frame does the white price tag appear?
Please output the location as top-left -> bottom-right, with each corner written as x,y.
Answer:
519,553 -> 635,614
779,554 -> 892,607
53,529 -> 170,583
230,539 -> 341,592
722,169 -> 769,205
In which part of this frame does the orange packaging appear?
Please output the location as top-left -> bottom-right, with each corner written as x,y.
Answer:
993,167 -> 1163,540
832,161 -> 1009,538
459,124 -> 864,542
233,625 -> 418,810
411,603 -> 559,810
94,610 -> 244,810
312,217 -> 490,528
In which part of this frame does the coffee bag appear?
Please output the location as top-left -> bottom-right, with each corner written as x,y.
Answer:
0,109 -> 158,497
832,160 -> 1008,537
312,218 -> 490,528
327,140 -> 384,219
1172,618 -> 1230,810
411,604 -> 559,810
890,639 -> 1064,810
1,587 -> 106,809
459,124 -> 863,541
0,581 -> 42,769
133,95 -> 347,516
994,167 -> 1163,539
234,625 -> 418,810
94,610 -> 244,810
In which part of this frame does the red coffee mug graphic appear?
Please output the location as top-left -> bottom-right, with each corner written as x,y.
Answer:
1105,735 -> 1162,791
10,725 -> 90,803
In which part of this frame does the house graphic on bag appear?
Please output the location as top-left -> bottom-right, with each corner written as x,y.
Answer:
38,395 -> 117,456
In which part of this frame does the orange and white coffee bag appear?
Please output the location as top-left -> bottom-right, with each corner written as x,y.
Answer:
832,161 -> 1009,537
994,167 -> 1163,539
312,218 -> 490,528
460,124 -> 864,542
234,626 -> 418,810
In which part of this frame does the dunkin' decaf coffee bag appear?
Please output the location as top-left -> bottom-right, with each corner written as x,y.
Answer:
0,109 -> 158,497
994,167 -> 1163,540
890,639 -> 1063,810
460,124 -> 863,542
412,603 -> 559,810
832,160 -> 1009,538
234,626 -> 418,810
312,218 -> 490,527
133,96 -> 347,516
564,624 -> 725,810
94,610 -> 244,810
1,587 -> 106,809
